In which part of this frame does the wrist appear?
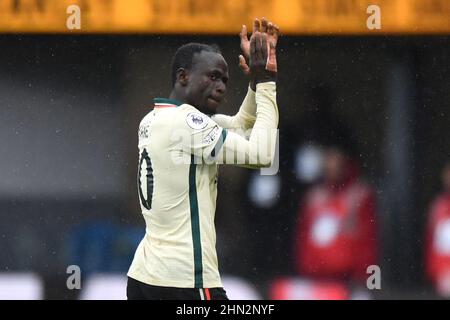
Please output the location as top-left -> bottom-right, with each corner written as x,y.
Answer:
256,81 -> 276,90
255,73 -> 277,85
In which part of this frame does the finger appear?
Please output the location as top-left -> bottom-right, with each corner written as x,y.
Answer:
253,18 -> 260,33
238,54 -> 247,67
273,24 -> 280,45
266,41 -> 277,73
240,24 -> 250,58
240,24 -> 248,42
267,22 -> 277,47
238,55 -> 250,75
267,22 -> 274,37
269,41 -> 276,52
261,17 -> 268,33
261,33 -> 268,61
250,31 -> 256,58
254,32 -> 262,61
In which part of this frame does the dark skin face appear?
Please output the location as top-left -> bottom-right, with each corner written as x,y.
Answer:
323,148 -> 349,186
170,51 -> 229,115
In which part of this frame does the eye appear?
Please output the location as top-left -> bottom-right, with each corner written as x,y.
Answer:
210,74 -> 218,81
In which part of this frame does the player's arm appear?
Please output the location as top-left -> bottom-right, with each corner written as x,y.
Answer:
210,31 -> 279,168
211,86 -> 256,134
213,83 -> 277,168
179,32 -> 278,168
212,18 -> 279,133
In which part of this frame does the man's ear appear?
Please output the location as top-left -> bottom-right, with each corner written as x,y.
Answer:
176,68 -> 189,86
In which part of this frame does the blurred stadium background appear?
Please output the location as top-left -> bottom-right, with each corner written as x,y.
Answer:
0,0 -> 450,299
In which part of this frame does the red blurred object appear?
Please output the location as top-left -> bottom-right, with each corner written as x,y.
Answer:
294,166 -> 378,283
270,277 -> 349,300
425,193 -> 450,296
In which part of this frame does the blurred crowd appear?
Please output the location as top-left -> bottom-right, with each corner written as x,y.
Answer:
245,143 -> 450,299
227,85 -> 450,299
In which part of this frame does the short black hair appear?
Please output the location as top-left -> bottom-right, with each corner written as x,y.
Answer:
171,43 -> 221,87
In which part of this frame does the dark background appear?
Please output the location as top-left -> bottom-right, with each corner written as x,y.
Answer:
0,34 -> 449,298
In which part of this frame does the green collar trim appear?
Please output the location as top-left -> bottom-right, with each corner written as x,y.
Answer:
154,98 -> 183,106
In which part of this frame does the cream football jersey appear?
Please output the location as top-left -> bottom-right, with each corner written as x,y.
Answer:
128,82 -> 278,288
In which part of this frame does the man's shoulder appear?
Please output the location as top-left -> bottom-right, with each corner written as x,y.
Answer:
139,104 -> 190,126
139,103 -> 216,134
175,105 -> 216,132
138,110 -> 155,138
177,103 -> 207,118
140,109 -> 154,122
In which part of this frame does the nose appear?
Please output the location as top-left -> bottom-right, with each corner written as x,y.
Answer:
216,80 -> 226,95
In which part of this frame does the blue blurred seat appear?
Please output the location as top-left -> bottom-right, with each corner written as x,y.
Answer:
66,221 -> 144,275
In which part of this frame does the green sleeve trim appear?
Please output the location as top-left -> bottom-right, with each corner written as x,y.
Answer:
210,129 -> 228,158
189,155 -> 203,288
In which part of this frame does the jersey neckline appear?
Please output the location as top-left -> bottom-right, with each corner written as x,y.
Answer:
154,98 -> 183,108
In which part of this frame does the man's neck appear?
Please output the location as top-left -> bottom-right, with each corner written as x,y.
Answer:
168,91 -> 211,115
169,91 -> 187,104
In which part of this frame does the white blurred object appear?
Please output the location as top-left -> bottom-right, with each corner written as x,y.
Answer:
295,144 -> 324,183
80,274 -> 127,300
0,273 -> 43,300
248,174 -> 281,208
434,218 -> 450,255
270,277 -> 349,300
311,213 -> 340,247
222,276 -> 262,300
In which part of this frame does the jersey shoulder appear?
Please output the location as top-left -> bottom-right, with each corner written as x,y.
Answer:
138,110 -> 155,140
175,104 -> 219,132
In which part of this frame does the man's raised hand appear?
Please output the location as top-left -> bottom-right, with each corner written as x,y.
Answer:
239,18 -> 280,76
249,31 -> 277,85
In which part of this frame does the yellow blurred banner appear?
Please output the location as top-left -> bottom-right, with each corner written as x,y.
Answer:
0,0 -> 449,34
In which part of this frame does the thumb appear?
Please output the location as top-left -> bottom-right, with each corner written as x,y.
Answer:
239,55 -> 250,75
